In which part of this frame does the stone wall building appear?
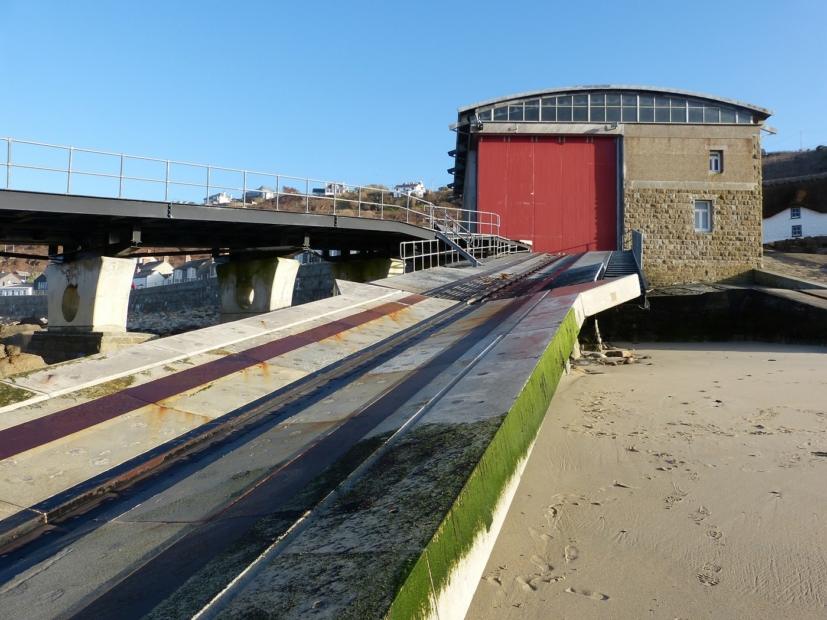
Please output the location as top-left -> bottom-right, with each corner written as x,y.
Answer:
449,86 -> 773,287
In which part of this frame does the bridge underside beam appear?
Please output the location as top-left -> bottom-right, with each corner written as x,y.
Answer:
0,190 -> 433,255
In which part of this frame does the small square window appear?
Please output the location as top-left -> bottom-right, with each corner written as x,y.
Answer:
792,225 -> 803,238
791,206 -> 801,219
695,200 -> 712,232
709,151 -> 723,174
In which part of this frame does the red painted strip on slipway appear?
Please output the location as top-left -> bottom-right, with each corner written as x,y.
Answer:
0,294 -> 429,460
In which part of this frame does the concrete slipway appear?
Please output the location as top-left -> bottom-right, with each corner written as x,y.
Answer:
0,253 -> 641,620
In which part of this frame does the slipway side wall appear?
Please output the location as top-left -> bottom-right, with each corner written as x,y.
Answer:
386,308 -> 579,620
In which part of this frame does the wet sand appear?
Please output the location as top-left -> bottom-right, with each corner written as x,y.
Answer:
467,342 -> 827,619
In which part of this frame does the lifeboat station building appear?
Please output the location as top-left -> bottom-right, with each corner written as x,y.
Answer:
449,86 -> 773,287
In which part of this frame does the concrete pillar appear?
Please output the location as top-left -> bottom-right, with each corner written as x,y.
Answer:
30,256 -> 154,363
217,256 -> 300,322
46,256 -> 136,332
330,257 -> 405,284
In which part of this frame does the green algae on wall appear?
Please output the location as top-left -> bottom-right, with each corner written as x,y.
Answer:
386,309 -> 579,620
214,419 -> 505,620
0,381 -> 37,408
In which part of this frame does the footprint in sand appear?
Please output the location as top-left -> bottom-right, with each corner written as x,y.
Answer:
698,573 -> 720,587
514,552 -> 564,591
544,505 -> 561,526
698,563 -> 722,586
528,527 -> 552,551
664,484 -> 688,509
565,587 -> 609,600
482,564 -> 508,586
688,506 -> 710,524
530,555 -> 553,572
515,572 -> 564,591
564,545 -> 579,563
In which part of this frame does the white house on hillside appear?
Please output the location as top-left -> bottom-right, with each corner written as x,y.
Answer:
205,192 -> 233,205
393,181 -> 426,198
133,260 -> 174,289
244,186 -> 277,202
764,205 -> 827,243
0,272 -> 23,287
311,183 -> 350,197
763,150 -> 827,242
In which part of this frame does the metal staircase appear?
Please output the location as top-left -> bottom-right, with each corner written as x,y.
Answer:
604,248 -> 649,291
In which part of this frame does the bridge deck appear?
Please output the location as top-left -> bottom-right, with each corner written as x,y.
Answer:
0,190 -> 437,253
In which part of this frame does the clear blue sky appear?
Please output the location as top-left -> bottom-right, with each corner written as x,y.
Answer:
1,0 -> 825,191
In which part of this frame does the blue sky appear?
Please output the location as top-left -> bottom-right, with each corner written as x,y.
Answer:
1,0 -> 825,192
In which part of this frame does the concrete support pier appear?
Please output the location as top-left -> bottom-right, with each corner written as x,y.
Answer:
330,257 -> 405,283
30,256 -> 154,362
218,256 -> 301,323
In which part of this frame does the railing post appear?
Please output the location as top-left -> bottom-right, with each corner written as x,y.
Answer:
119,154 -> 124,198
381,189 -> 384,219
305,178 -> 309,212
276,175 -> 280,211
67,147 -> 74,194
165,160 -> 170,201
333,183 -> 337,214
243,170 -> 247,208
406,194 -> 410,223
206,165 -> 211,204
358,186 -> 361,217
5,139 -> 10,189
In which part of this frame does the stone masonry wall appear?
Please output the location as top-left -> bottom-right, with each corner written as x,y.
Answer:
0,294 -> 48,321
624,187 -> 763,286
622,123 -> 764,287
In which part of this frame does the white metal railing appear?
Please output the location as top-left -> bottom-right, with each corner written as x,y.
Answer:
401,234 -> 529,272
0,137 -> 500,241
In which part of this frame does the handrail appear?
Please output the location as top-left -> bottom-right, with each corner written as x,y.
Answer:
0,137 -> 500,241
631,229 -> 643,271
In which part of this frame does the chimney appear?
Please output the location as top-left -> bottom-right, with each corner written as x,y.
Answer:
185,254 -> 191,262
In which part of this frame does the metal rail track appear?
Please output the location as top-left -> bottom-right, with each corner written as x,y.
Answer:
1,256 -> 570,619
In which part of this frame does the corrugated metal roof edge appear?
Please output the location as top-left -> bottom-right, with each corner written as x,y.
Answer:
456,85 -> 773,118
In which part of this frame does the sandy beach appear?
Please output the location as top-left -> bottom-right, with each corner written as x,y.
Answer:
467,342 -> 827,620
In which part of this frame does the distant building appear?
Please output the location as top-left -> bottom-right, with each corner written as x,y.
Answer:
0,284 -> 33,296
311,182 -> 350,196
244,186 -> 277,202
0,272 -> 23,287
393,181 -> 426,198
173,258 -> 217,283
15,271 -> 31,282
132,260 -> 173,289
763,148 -> 827,243
33,274 -> 47,294
204,192 -> 234,205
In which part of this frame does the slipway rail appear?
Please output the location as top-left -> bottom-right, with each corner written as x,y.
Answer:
0,254 -> 642,620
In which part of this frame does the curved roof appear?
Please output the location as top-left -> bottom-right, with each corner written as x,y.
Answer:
458,85 -> 772,119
